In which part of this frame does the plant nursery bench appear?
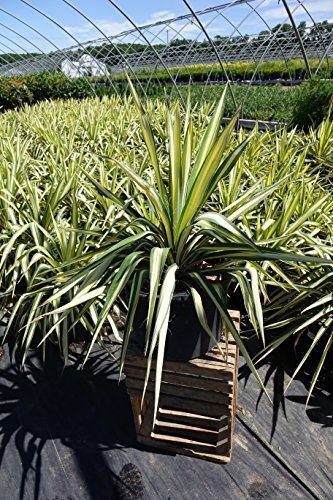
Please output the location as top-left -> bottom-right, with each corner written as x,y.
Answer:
124,310 -> 240,463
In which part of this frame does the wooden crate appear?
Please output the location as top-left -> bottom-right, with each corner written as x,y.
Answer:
124,310 -> 240,463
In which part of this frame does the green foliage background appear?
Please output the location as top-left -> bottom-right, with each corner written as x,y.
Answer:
0,66 -> 332,128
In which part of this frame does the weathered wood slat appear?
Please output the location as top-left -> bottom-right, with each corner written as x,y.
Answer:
125,378 -> 233,405
126,390 -> 232,416
148,432 -> 229,454
129,396 -> 142,432
160,394 -> 232,416
157,408 -> 224,431
156,411 -> 230,443
154,420 -> 228,445
125,365 -> 234,392
125,356 -> 235,380
126,352 -> 236,366
137,435 -> 231,464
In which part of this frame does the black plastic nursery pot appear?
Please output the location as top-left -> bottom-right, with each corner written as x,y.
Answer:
131,291 -> 221,362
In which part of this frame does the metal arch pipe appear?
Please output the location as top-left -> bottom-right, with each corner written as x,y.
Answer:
0,36 -> 32,61
101,0 -> 255,38
211,6 -> 259,66
0,35 -> 57,75
0,31 -> 40,59
181,0 -> 237,111
0,0 -> 330,108
60,0 -> 144,98
240,1 -> 305,115
230,0 -> 294,116
156,1 -> 242,101
0,22 -> 43,55
297,0 -> 332,75
0,41 -> 30,67
160,10 -> 235,105
212,0 -> 269,117
298,2 -> 329,56
126,21 -> 195,102
60,20 -> 331,75
244,0 -> 293,84
315,37 -> 333,76
0,22 -> 56,74
124,25 -> 183,101
154,9 -> 230,104
19,0 -> 97,94
280,0 -> 312,78
0,6 -> 85,69
107,0 -> 186,107
146,22 -> 199,98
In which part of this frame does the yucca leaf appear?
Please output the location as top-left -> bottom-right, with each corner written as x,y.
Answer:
177,131 -> 250,239
2,295 -> 26,344
101,155 -> 173,247
81,168 -> 139,218
303,293 -> 333,312
228,270 -> 262,342
188,85 -> 228,188
190,272 -> 271,402
45,287 -> 107,315
142,263 -> 178,423
120,269 -> 148,378
285,196 -> 330,236
21,292 -> 44,365
0,223 -> 32,277
285,317 -> 333,395
168,104 -> 182,232
190,286 -> 225,359
84,251 -> 145,362
196,212 -> 258,249
306,331 -> 333,407
146,247 -> 170,351
224,174 -> 293,222
247,265 -> 265,347
126,75 -> 166,201
181,112 -> 193,198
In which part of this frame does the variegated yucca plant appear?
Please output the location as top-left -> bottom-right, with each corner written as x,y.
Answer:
2,85 -> 332,423
17,79 -> 329,422
255,263 -> 333,405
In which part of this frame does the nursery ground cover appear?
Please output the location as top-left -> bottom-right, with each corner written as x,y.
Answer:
0,341 -> 331,499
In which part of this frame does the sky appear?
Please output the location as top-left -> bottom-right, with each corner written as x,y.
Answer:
0,0 -> 332,55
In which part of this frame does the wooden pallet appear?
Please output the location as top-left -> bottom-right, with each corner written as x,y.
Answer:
125,310 -> 240,463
